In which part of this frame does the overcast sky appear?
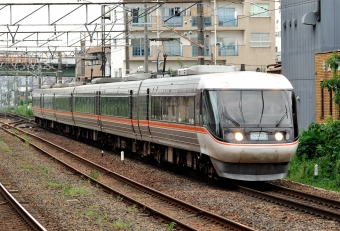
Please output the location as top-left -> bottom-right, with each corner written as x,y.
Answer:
0,1 -> 124,52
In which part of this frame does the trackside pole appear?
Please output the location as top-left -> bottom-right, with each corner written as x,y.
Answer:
121,151 -> 124,164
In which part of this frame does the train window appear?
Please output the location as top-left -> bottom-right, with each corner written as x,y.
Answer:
203,90 -> 294,139
74,96 -> 95,114
43,95 -> 54,109
151,96 -> 195,124
55,96 -> 71,112
101,96 -> 129,117
32,96 -> 40,108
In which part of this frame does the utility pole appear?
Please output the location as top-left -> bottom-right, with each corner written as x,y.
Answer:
38,63 -> 42,89
125,8 -> 130,75
25,72 -> 28,114
57,51 -> 62,84
144,0 -> 149,72
101,5 -> 106,77
197,0 -> 204,65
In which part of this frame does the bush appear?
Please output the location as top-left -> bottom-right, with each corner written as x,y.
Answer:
288,116 -> 340,191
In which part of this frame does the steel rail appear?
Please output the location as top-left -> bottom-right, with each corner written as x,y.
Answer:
237,185 -> 340,221
0,183 -> 47,231
0,118 -> 254,231
266,183 -> 340,209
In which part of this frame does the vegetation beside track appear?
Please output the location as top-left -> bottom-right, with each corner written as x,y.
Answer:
288,116 -> 340,192
1,103 -> 33,117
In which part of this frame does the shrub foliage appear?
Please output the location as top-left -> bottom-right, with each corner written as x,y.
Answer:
290,116 -> 340,190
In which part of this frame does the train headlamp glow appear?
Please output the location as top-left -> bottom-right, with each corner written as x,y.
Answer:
235,132 -> 244,141
275,132 -> 284,141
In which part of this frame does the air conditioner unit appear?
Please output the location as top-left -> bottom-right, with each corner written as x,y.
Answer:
216,42 -> 223,46
188,31 -> 192,35
183,32 -> 188,36
85,61 -> 92,66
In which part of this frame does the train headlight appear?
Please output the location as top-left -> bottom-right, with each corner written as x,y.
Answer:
227,133 -> 234,140
275,132 -> 284,141
235,132 -> 244,141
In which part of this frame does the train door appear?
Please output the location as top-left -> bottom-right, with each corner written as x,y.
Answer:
53,93 -> 56,121
95,91 -> 103,131
41,93 -> 45,118
70,93 -> 76,125
130,90 -> 138,137
144,88 -> 151,137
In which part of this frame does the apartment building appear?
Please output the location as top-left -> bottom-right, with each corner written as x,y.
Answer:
110,0 -> 276,75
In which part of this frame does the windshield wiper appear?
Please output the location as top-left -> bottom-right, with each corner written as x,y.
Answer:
221,112 -> 240,127
276,106 -> 288,127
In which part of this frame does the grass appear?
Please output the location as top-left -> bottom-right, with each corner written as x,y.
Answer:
24,140 -> 30,146
165,221 -> 177,231
63,183 -> 90,197
1,146 -> 11,153
94,214 -> 108,225
39,165 -> 49,176
128,204 -> 138,212
89,171 -> 100,180
15,104 -> 34,118
48,181 -> 62,188
287,154 -> 340,192
112,219 -> 132,228
116,195 -> 123,201
18,161 -> 34,170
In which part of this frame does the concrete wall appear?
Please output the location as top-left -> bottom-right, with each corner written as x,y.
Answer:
281,0 -> 340,131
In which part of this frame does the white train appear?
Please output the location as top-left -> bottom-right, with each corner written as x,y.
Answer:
32,68 -> 299,181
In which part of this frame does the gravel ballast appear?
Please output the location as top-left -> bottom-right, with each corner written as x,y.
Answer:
0,122 -> 340,230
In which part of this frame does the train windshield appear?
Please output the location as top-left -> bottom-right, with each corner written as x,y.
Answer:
203,90 -> 293,138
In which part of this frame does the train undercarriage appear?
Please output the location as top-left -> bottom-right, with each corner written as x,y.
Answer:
35,117 -> 217,179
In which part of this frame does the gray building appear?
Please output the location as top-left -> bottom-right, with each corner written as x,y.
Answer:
281,0 -> 340,131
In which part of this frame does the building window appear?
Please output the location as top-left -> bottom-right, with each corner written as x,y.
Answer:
250,3 -> 269,17
217,8 -> 237,26
131,8 -> 152,27
250,33 -> 270,47
217,38 -> 238,56
163,7 -> 183,26
131,38 -> 151,56
165,40 -> 182,56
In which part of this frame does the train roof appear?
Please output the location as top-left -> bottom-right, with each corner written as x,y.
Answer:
198,71 -> 293,90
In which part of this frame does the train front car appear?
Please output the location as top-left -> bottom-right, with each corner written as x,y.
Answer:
198,71 -> 299,181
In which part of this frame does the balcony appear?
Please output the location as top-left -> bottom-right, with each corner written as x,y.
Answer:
218,15 -> 238,26
132,46 -> 152,56
165,46 -> 182,56
192,46 -> 211,57
218,45 -> 238,56
162,16 -> 183,27
191,16 -> 212,26
131,15 -> 152,27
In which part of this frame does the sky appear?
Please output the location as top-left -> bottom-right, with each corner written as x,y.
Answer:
0,1 -> 125,52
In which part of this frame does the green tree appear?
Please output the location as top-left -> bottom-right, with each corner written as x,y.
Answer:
321,50 -> 340,106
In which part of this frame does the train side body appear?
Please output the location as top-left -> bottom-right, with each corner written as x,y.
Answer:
32,71 -> 299,181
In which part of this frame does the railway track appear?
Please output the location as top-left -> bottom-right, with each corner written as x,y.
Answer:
237,182 -> 340,221
0,116 -> 254,231
0,177 -> 47,231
